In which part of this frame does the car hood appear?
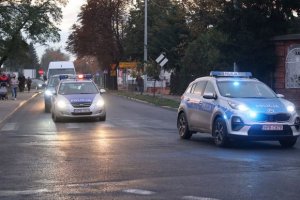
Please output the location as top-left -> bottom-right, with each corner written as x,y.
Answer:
63,94 -> 97,103
232,98 -> 290,113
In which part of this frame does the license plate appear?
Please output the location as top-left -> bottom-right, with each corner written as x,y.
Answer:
262,124 -> 283,131
74,108 -> 90,113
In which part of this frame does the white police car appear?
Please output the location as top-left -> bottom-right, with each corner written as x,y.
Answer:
51,74 -> 106,122
177,71 -> 300,148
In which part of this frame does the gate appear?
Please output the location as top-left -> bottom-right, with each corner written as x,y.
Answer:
286,46 -> 300,88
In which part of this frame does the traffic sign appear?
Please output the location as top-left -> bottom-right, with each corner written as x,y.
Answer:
38,69 -> 44,75
119,62 -> 138,69
155,53 -> 168,67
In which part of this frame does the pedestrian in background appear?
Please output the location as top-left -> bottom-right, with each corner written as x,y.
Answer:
18,74 -> 25,92
136,74 -> 144,95
26,77 -> 32,92
10,74 -> 19,100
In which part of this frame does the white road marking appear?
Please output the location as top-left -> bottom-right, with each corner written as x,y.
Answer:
0,189 -> 49,197
66,123 -> 80,129
98,123 -> 115,128
1,123 -> 17,131
182,196 -> 220,200
123,189 -> 155,195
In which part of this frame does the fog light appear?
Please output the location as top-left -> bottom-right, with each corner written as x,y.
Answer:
232,116 -> 244,131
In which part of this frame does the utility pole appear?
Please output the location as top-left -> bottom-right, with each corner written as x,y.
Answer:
144,0 -> 148,92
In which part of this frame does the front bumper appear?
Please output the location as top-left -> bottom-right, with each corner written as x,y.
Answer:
54,106 -> 106,119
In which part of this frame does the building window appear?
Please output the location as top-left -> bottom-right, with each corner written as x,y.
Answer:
286,45 -> 300,88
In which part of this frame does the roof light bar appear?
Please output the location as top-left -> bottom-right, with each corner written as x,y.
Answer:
77,74 -> 93,79
210,71 -> 252,78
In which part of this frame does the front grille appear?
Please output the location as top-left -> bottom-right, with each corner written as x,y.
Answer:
71,112 -> 92,115
71,102 -> 92,108
254,113 -> 290,122
248,125 -> 293,136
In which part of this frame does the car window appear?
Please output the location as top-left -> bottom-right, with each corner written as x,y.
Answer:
204,82 -> 215,94
48,77 -> 60,87
217,80 -> 276,98
192,81 -> 207,95
185,83 -> 194,94
58,82 -> 98,95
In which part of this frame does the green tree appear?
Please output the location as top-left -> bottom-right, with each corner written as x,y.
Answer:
0,0 -> 67,67
67,0 -> 131,90
123,0 -> 189,72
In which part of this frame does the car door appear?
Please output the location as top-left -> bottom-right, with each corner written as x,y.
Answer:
187,81 -> 207,129
200,81 -> 217,132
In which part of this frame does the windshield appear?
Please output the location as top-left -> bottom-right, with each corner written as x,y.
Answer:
217,80 -> 276,98
48,77 -> 60,87
58,82 -> 98,95
47,69 -> 75,79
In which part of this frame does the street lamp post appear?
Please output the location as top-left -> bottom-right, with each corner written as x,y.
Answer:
144,0 -> 148,92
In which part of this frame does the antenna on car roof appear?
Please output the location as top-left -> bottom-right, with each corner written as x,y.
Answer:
233,62 -> 238,72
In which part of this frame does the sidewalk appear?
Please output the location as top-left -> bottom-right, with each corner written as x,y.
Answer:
0,89 -> 41,124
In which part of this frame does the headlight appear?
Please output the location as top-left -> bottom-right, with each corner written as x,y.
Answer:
57,100 -> 68,109
38,84 -> 42,87
45,90 -> 53,96
287,105 -> 295,113
96,99 -> 105,108
228,101 -> 249,111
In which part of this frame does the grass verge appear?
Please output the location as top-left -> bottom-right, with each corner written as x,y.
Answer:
112,91 -> 180,109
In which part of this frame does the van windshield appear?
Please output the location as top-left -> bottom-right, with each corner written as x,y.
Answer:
47,69 -> 75,79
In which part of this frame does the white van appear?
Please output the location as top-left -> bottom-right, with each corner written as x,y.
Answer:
47,61 -> 76,80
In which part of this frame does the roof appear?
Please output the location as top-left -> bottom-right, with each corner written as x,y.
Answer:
272,34 -> 300,41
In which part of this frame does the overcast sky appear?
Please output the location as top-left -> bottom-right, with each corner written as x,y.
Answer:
35,0 -> 87,61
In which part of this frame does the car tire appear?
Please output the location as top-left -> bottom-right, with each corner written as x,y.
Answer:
213,117 -> 229,147
177,112 -> 193,139
98,115 -> 106,121
279,137 -> 297,148
45,104 -> 51,113
52,111 -> 61,122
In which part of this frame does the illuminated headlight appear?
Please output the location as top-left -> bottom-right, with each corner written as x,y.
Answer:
287,105 -> 295,113
96,99 -> 105,108
57,100 -> 68,109
228,101 -> 249,111
45,90 -> 53,96
38,84 -> 42,87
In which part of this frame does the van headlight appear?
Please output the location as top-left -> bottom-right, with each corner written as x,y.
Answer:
45,90 -> 53,96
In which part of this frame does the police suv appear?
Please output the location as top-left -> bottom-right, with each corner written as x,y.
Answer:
177,71 -> 300,148
51,74 -> 106,122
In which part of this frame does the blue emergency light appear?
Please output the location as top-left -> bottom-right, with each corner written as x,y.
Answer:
59,74 -> 76,80
210,71 -> 252,78
59,75 -> 69,80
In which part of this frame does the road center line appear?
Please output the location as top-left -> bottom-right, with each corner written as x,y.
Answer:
123,189 -> 155,195
182,196 -> 220,200
0,189 -> 49,197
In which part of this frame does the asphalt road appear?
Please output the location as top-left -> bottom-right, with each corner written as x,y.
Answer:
0,94 -> 300,200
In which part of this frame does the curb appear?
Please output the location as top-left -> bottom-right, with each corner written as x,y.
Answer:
0,92 -> 40,125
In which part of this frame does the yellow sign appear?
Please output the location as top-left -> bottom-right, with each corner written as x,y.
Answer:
110,70 -> 117,77
119,62 -> 138,69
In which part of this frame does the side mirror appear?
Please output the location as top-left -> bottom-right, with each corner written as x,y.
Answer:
277,94 -> 284,98
100,89 -> 106,94
203,92 -> 217,100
